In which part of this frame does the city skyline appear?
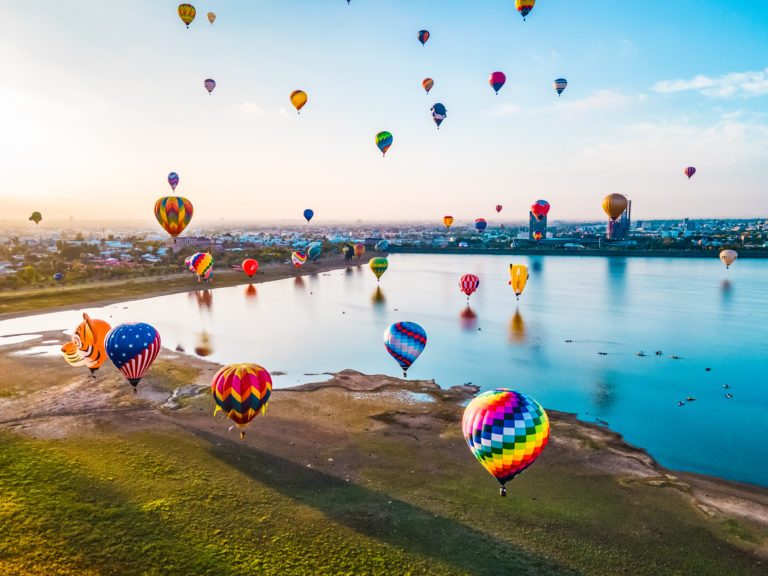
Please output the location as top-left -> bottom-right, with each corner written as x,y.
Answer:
2,1 -> 767,224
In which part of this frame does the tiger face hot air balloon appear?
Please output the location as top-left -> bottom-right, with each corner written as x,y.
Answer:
417,30 -> 430,45
212,363 -> 272,438
431,103 -> 447,129
155,196 -> 193,238
178,4 -> 196,27
291,251 -> 307,268
443,216 -> 454,228
29,211 -> 42,225
554,78 -> 568,96
376,131 -> 393,156
489,72 -> 506,95
459,274 -> 480,299
720,249 -> 737,269
383,322 -> 426,377
422,78 -> 434,94
207,11 -> 215,24
369,257 -> 388,282
462,389 -> 549,496
515,0 -> 535,20
61,313 -> 111,376
475,218 -> 487,233
509,264 -> 528,300
685,166 -> 696,180
242,259 -> 258,277
531,200 -> 550,221
105,323 -> 161,389
602,194 -> 628,221
204,79 -> 216,94
354,243 -> 365,259
290,90 -> 308,113
168,172 -> 179,191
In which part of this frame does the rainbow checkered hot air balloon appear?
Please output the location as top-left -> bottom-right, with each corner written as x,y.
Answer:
211,363 -> 272,438
105,323 -> 161,389
155,196 -> 193,238
462,389 -> 549,496
383,322 -> 427,377
369,257 -> 388,282
459,274 -> 480,299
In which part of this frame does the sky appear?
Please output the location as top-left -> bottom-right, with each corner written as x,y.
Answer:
1,0 -> 767,225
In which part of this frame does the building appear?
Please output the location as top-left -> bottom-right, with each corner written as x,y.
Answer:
607,200 -> 631,240
528,212 -> 547,240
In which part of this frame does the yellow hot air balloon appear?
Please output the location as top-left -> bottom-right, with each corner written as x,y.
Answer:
719,249 -> 738,269
369,257 -> 388,281
178,4 -> 196,27
509,264 -> 528,300
443,216 -> 454,227
602,194 -> 628,221
207,11 -> 216,24
290,90 -> 307,114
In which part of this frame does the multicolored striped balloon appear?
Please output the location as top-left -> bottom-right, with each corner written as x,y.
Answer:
533,231 -> 543,242
190,252 -> 213,279
475,218 -> 487,232
554,78 -> 568,96
462,389 -> 549,495
383,322 -> 427,377
685,166 -> 696,179
422,78 -> 434,94
459,274 -> 480,298
178,4 -> 196,27
417,29 -> 430,45
515,0 -> 535,20
211,363 -> 272,438
167,172 -> 179,191
154,196 -> 193,237
291,251 -> 307,268
369,257 -> 388,281
105,323 -> 161,388
376,131 -> 393,156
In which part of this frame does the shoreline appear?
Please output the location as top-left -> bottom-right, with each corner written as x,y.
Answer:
389,246 -> 768,258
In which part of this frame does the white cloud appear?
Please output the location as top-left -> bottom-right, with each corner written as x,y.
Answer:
652,68 -> 768,98
490,89 -> 633,117
237,102 -> 268,115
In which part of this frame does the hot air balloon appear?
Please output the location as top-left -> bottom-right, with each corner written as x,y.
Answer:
475,218 -> 487,233
291,251 -> 307,268
200,267 -> 213,283
554,78 -> 567,96
168,172 -> 179,191
431,103 -> 447,129
602,194 -> 628,221
443,216 -> 454,228
190,252 -> 213,280
685,166 -> 696,180
207,11 -> 215,24
376,240 -> 389,252
489,72 -> 506,95
308,243 -> 322,262
105,323 -> 161,389
204,79 -> 216,94
178,4 -> 196,27
29,212 -> 42,225
354,243 -> 365,259
720,249 -> 737,269
418,30 -> 430,45
383,322 -> 426,377
376,131 -> 393,156
532,231 -> 543,242
422,78 -> 434,94
61,313 -> 111,376
369,257 -> 388,281
290,90 -> 307,113
242,259 -> 258,277
509,265 -> 528,300
343,245 -> 354,261
462,389 -> 549,496
155,196 -> 193,238
515,0 -> 535,20
212,363 -> 272,438
459,274 -> 479,299
303,209 -> 314,222
495,205 -> 503,214
531,200 -> 550,221
54,273 -> 63,282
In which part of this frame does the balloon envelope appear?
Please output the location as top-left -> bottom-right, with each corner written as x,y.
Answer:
155,196 -> 193,237
168,172 -> 179,191
531,200 -> 550,221
291,251 -> 307,268
376,240 -> 389,252
489,71 -> 506,94
475,218 -> 487,232
554,78 -> 568,96
685,166 -> 696,179
105,323 -> 161,387
61,313 -> 111,373
242,259 -> 258,277
383,322 -> 427,376
204,79 -> 216,93
354,243 -> 365,258
212,363 -> 271,434
720,249 -> 737,268
207,11 -> 215,24
290,90 -> 307,113
533,231 -> 543,241
422,78 -> 434,93
375,131 -> 393,156
495,205 -> 502,213
303,209 -> 314,222
29,211 -> 42,224
308,243 -> 322,261
431,103 -> 447,129
443,216 -> 454,228
460,274 -> 480,297
462,389 -> 549,488
509,264 -> 528,298
178,4 -> 196,27
369,257 -> 388,281
190,252 -> 213,279
417,30 -> 430,45
602,194 -> 627,220
515,0 -> 535,19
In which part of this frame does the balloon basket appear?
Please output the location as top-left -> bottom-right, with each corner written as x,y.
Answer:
500,486 -> 507,497
240,431 -> 246,439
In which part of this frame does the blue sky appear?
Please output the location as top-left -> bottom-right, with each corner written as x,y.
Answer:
1,0 -> 767,224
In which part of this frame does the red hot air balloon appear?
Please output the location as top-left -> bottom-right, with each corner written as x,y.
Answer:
489,71 -> 506,95
459,274 -> 480,299
531,200 -> 550,221
242,259 -> 258,277
495,205 -> 503,213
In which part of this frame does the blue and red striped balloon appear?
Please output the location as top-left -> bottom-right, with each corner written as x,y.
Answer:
105,323 -> 161,388
383,322 -> 427,377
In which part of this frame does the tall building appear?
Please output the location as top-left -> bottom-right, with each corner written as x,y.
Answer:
606,200 -> 631,240
529,212 -> 547,240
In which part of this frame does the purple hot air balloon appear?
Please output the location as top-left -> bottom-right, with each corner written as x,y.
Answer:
168,172 -> 179,191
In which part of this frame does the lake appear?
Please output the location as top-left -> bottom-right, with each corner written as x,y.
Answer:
2,253 -> 767,487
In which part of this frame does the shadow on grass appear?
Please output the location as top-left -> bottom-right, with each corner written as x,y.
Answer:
187,426 -> 582,576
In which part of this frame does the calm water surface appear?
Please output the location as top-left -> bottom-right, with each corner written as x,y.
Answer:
2,254 -> 767,487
